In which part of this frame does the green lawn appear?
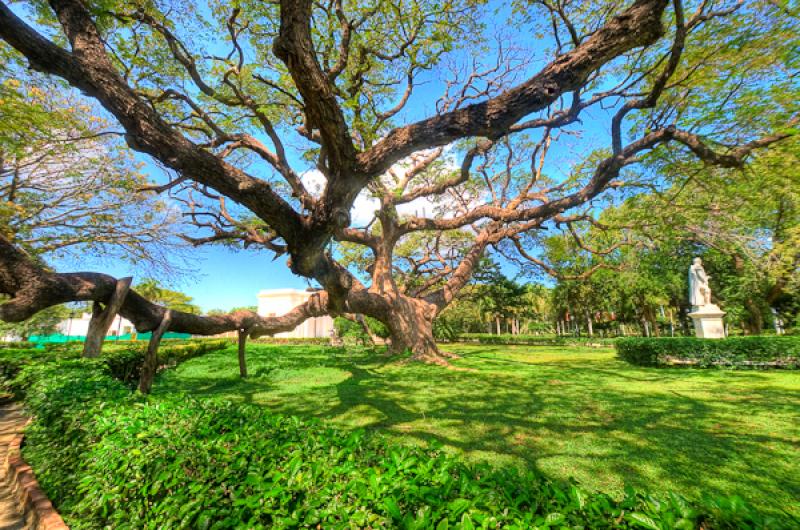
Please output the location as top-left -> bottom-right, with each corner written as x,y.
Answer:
153,343 -> 800,520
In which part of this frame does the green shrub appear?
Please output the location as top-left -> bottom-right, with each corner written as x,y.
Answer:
0,346 -> 82,382
333,316 -> 390,341
0,341 -> 35,349
457,333 -> 616,347
252,336 -> 332,345
0,339 -> 231,390
100,339 -> 232,385
14,358 -> 788,529
616,336 -> 800,368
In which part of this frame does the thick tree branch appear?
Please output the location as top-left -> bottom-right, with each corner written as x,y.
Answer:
0,234 -> 326,337
358,0 -> 670,176
0,1 -> 305,246
273,0 -> 356,174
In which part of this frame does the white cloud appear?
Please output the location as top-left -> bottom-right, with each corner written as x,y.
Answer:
300,169 -> 379,226
299,148 -> 483,229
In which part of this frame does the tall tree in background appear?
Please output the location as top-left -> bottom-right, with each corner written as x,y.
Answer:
134,278 -> 201,315
625,139 -> 800,333
0,0 -> 797,362
541,137 -> 800,335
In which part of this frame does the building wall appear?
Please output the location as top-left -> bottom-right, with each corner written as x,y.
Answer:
257,289 -> 334,338
56,313 -> 135,337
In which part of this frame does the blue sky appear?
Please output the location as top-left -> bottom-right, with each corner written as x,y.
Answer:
70,241 -> 309,313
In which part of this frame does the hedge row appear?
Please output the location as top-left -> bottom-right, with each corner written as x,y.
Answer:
41,337 -> 201,352
456,333 -> 616,346
252,337 -> 333,345
10,358 -> 785,529
102,338 -> 232,385
0,341 -> 35,349
0,339 -> 231,387
616,336 -> 800,368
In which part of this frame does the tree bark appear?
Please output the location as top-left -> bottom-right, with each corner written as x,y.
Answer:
383,295 -> 453,364
138,309 -> 172,394
237,328 -> 248,378
732,254 -> 764,335
742,297 -> 764,335
83,276 -> 132,357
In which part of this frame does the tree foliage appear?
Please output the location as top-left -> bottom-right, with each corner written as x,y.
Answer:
0,50 -> 183,269
134,278 -> 201,315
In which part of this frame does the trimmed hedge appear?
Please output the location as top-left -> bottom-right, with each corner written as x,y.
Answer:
0,339 -> 231,388
41,337 -> 201,353
102,338 -> 232,385
456,333 -> 616,347
252,337 -> 332,345
12,359 -> 787,529
0,341 -> 35,349
616,336 -> 800,368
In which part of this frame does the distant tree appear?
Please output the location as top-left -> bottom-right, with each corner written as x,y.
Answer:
540,137 -> 800,335
134,279 -> 201,315
234,306 -> 257,313
436,261 -> 553,337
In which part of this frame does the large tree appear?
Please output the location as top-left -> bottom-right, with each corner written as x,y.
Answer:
0,0 -> 797,364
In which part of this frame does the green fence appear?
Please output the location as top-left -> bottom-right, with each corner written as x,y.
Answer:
28,332 -> 191,344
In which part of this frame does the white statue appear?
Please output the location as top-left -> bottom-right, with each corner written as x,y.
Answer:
688,257 -> 712,307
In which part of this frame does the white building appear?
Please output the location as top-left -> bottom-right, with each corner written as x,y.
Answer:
58,312 -> 135,337
257,289 -> 334,338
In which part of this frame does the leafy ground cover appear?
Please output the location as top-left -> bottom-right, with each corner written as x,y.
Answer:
2,348 -> 785,529
154,343 -> 800,522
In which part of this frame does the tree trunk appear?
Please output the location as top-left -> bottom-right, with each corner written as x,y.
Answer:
138,310 -> 172,394
383,296 -> 454,364
83,276 -> 132,357
742,297 -> 763,335
585,310 -> 594,337
237,329 -> 248,378
731,253 -> 764,335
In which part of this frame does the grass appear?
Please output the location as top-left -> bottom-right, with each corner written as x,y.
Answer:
153,343 -> 800,521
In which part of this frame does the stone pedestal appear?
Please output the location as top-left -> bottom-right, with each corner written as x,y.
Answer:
688,304 -> 726,339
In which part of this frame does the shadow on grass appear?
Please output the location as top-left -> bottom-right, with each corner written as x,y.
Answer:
153,343 -> 800,521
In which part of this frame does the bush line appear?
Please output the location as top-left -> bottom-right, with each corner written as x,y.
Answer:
615,336 -> 800,368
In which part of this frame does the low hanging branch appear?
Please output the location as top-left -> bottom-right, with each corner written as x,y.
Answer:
0,234 -> 329,340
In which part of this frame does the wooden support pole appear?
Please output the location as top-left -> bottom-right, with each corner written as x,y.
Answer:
138,309 -> 172,394
83,277 -> 132,357
237,328 -> 248,378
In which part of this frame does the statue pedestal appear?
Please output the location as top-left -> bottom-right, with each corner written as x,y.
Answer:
689,304 -> 726,339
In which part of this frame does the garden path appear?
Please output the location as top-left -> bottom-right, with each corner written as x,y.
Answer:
0,402 -> 31,530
